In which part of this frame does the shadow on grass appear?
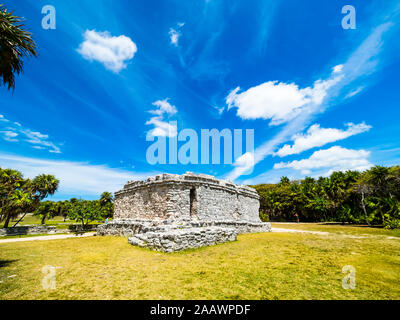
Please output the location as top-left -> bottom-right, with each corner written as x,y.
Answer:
0,260 -> 18,268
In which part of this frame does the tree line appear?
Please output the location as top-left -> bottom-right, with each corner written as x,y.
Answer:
33,192 -> 114,226
252,165 -> 400,229
0,167 -> 114,228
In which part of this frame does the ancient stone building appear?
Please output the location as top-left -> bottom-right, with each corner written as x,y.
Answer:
98,172 -> 271,252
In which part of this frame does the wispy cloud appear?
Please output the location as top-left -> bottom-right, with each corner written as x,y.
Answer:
77,30 -> 137,73
0,153 -> 153,198
1,131 -> 18,142
146,99 -> 178,137
0,115 -> 61,153
275,122 -> 371,157
252,0 -> 281,55
345,86 -> 365,99
22,129 -> 61,154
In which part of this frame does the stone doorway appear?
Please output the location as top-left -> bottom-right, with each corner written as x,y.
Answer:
189,187 -> 198,217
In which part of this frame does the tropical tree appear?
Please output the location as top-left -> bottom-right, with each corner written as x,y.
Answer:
0,167 -> 59,228
253,166 -> 400,228
68,199 -> 101,227
99,191 -> 114,219
0,4 -> 37,90
31,174 -> 59,201
33,201 -> 58,224
57,200 -> 73,221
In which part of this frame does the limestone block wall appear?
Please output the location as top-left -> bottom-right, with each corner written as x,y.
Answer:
128,227 -> 238,252
115,185 -> 172,220
114,172 -> 261,223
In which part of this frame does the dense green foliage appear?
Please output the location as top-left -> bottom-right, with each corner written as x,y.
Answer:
0,167 -> 59,228
33,200 -> 72,224
0,166 -> 114,228
253,165 -> 400,229
0,4 -> 37,90
33,192 -> 114,226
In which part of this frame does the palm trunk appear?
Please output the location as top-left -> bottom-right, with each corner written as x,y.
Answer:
12,213 -> 27,228
3,214 -> 11,228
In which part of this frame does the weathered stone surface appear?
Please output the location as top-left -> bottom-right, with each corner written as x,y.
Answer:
97,172 -> 271,251
114,172 -> 260,223
128,227 -> 238,252
0,225 -> 57,236
97,219 -> 271,237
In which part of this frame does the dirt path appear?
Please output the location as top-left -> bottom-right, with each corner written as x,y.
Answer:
271,227 -> 399,240
0,232 -> 96,244
1,228 -> 398,243
272,227 -> 330,236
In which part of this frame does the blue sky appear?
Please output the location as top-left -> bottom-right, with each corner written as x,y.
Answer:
1,0 -> 400,200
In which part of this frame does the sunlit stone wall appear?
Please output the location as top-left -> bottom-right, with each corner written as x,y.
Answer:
114,172 -> 261,223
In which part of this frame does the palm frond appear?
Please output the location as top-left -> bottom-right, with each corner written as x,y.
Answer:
0,4 -> 38,90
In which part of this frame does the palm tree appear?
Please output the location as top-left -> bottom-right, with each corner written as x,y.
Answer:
0,4 -> 37,90
99,192 -> 114,219
31,174 -> 59,201
0,168 -> 59,228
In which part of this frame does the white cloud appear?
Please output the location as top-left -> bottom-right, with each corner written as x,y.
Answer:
169,22 -> 185,46
231,152 -> 255,176
0,153 -> 153,198
169,28 -> 180,46
77,30 -> 137,73
149,99 -> 177,116
226,74 -> 343,125
333,64 -> 344,73
275,122 -> 371,157
274,146 -> 372,175
145,118 -> 177,137
146,99 -> 178,138
0,114 -> 61,153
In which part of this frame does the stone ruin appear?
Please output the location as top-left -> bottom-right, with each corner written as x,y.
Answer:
97,172 -> 271,252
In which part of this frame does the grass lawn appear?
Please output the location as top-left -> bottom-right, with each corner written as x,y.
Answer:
0,225 -> 399,300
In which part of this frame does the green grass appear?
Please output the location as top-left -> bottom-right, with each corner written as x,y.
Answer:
0,224 -> 399,300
